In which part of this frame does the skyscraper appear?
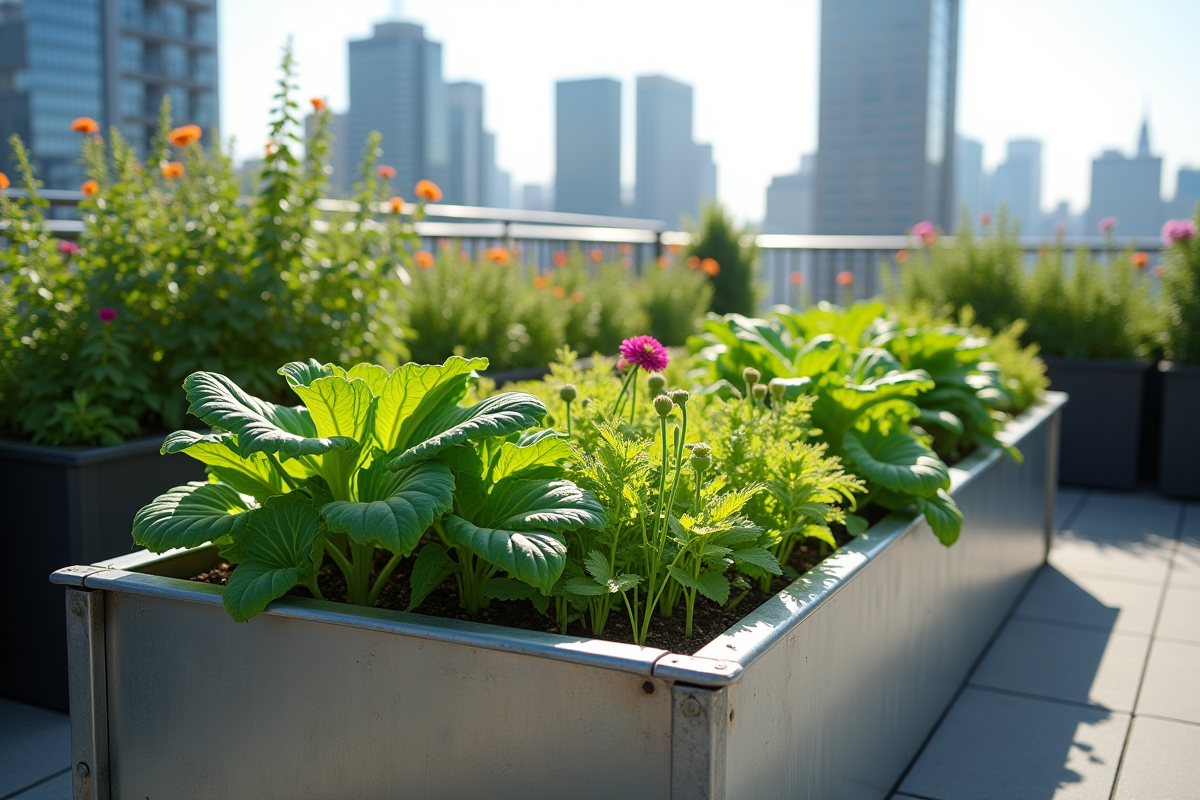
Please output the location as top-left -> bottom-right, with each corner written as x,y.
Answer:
1172,168 -> 1200,220
1087,121 -> 1163,238
306,111 -> 351,195
814,0 -> 959,234
954,136 -> 984,227
635,75 -> 697,227
990,139 -> 1042,235
0,0 -> 219,188
555,78 -> 621,216
446,81 -> 484,206
349,21 -> 447,198
695,143 -> 717,212
764,154 -> 816,234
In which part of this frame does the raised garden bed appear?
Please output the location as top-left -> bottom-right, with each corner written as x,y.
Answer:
1,436 -> 203,710
51,393 -> 1063,800
1156,362 -> 1200,499
1043,357 -> 1146,490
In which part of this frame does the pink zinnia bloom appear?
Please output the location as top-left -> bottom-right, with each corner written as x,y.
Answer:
1162,219 -> 1197,246
57,240 -> 79,255
619,335 -> 669,373
978,211 -> 992,225
97,307 -> 118,323
911,221 -> 936,244
1098,217 -> 1117,234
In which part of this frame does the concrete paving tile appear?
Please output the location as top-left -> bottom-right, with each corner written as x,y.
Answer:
969,619 -> 1149,712
0,699 -> 70,798
899,688 -> 1130,800
1050,538 -> 1173,585
1057,488 -> 1088,529
1156,583 -> 1200,644
1061,492 -> 1181,545
1113,716 -> 1200,800
10,770 -> 71,800
1014,567 -> 1164,636
1182,504 -> 1200,542
1171,539 -> 1200,589
1137,640 -> 1200,725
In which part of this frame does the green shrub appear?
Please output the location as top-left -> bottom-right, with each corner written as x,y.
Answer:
686,203 -> 757,316
1160,214 -> 1200,364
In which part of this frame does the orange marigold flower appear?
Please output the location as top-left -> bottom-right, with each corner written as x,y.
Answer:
790,271 -> 803,285
701,258 -> 720,276
415,250 -> 435,269
485,247 -> 510,266
896,250 -> 908,263
553,251 -> 568,267
836,270 -> 854,287
1152,265 -> 1164,278
589,248 -> 603,263
687,255 -> 701,270
415,179 -> 442,202
0,172 -> 9,190
570,290 -> 583,303
377,165 -> 396,180
668,244 -> 682,255
80,179 -> 99,196
388,196 -> 405,213
618,242 -> 633,254
458,251 -> 470,263
552,286 -> 567,299
71,117 -> 99,134
311,98 -> 327,112
533,276 -> 549,290
656,256 -> 668,269
168,124 -> 202,147
1131,251 -> 1149,269
160,161 -> 184,180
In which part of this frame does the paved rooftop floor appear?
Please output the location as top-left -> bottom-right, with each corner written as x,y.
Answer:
2,488 -> 1196,800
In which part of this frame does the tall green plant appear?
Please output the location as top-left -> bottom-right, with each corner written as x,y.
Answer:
1158,216 -> 1200,364
686,203 -> 757,316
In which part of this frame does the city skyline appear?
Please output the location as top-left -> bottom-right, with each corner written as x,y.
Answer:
214,1 -> 1199,224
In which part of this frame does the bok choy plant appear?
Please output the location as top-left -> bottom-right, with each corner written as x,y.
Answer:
132,356 -> 605,622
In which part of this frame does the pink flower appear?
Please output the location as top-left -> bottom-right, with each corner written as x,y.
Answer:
97,307 -> 118,323
1162,219 -> 1197,246
911,221 -> 936,244
619,335 -> 669,373
1054,222 -> 1067,237
1098,217 -> 1117,234
57,240 -> 79,255
978,211 -> 992,226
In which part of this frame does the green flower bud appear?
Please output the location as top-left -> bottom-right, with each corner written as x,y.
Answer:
670,389 -> 690,407
691,442 -> 712,459
690,453 -> 712,472
742,367 -> 761,388
581,397 -> 592,409
559,383 -> 578,403
653,394 -> 674,417
769,377 -> 786,399
647,373 -> 667,394
753,383 -> 768,401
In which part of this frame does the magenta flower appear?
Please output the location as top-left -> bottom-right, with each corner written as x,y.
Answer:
978,211 -> 992,226
97,307 -> 118,323
1162,219 -> 1197,246
1098,217 -> 1117,234
911,221 -> 936,244
619,335 -> 669,373
57,240 -> 79,256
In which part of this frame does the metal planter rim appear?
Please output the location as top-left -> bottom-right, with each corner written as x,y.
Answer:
51,392 -> 1066,687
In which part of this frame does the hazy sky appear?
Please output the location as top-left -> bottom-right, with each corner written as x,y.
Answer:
219,0 -> 1200,223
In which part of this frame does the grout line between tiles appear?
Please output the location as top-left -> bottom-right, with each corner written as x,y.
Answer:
1134,713 -> 1200,729
0,768 -> 70,800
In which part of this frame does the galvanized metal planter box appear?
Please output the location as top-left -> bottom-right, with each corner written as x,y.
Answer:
52,394 -> 1064,800
1,436 -> 204,710
1156,362 -> 1200,499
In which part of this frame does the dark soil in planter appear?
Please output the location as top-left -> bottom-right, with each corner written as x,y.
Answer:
190,525 -> 864,656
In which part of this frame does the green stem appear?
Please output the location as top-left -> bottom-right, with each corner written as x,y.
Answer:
306,578 -> 325,601
367,551 -> 405,606
565,400 -> 572,437
266,452 -> 299,491
611,366 -> 638,418
629,369 -> 639,424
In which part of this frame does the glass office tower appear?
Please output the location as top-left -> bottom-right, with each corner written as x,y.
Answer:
555,77 -> 622,217
0,0 -> 219,188
814,0 -> 959,234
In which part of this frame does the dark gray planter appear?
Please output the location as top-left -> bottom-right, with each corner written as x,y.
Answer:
1157,362 -> 1200,499
0,436 -> 204,710
1043,357 -> 1148,489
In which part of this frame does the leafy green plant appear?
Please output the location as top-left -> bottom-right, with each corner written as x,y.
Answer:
686,203 -> 758,316
130,356 -> 606,623
1160,215 -> 1200,364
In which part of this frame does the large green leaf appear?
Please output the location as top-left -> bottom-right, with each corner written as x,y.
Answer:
407,543 -> 458,611
488,435 -> 572,483
387,392 -> 547,471
133,481 -> 251,553
843,427 -> 949,498
668,566 -> 731,604
478,478 -> 608,532
374,357 -> 487,452
161,430 -> 285,500
221,493 -> 323,623
289,375 -> 376,442
320,459 -> 454,553
443,515 -> 567,594
278,359 -> 342,388
347,363 -> 390,395
183,371 -> 354,460
915,489 -> 964,546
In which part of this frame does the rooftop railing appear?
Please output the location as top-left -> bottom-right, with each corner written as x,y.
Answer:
3,190 -> 1168,309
